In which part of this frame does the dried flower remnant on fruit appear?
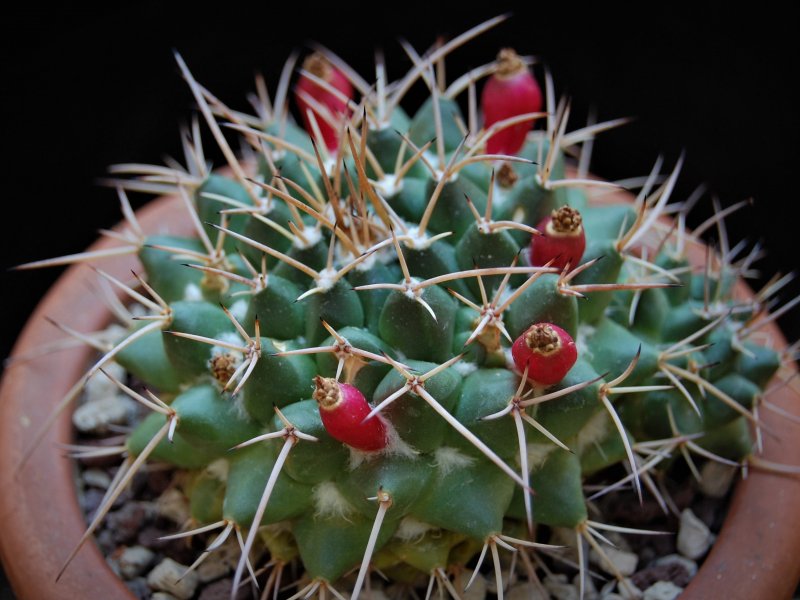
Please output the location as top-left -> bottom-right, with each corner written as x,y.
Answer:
526,324 -> 561,355
549,206 -> 583,235
312,375 -> 340,409
210,353 -> 238,386
303,53 -> 333,81
497,162 -> 519,188
494,48 -> 527,78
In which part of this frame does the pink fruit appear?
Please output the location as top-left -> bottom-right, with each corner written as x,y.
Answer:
512,323 -> 577,386
313,376 -> 388,451
295,53 -> 353,152
529,206 -> 586,271
481,48 -> 543,155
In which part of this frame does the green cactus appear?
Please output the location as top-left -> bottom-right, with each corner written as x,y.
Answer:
17,15 -> 800,600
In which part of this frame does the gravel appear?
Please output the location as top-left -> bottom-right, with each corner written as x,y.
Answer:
677,508 -> 715,559
642,580 -> 683,600
119,546 -> 156,579
590,545 -> 639,577
147,558 -> 199,600
72,394 -> 132,434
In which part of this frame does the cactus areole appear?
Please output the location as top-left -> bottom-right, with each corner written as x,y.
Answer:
10,15 -> 799,600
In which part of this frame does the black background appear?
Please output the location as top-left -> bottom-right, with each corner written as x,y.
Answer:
1,3 -> 799,597
3,3 -> 800,361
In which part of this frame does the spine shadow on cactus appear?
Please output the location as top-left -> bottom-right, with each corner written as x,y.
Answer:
13,14 -> 800,600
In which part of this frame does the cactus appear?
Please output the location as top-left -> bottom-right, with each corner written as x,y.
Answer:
16,15 -> 800,600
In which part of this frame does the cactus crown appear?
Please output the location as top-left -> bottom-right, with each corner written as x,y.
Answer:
16,14 -> 800,600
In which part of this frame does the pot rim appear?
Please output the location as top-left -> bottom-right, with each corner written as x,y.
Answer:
1,188 -> 799,599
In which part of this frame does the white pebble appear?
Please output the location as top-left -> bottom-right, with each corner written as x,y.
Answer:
590,545 -> 639,577
677,508 -> 715,559
544,574 -> 579,600
147,558 -> 199,600
549,527 -> 580,563
72,395 -> 130,434
507,582 -> 548,600
119,546 -> 155,579
699,461 -> 738,498
156,488 -> 191,525
151,593 -> 179,600
485,564 -> 518,594
618,578 -> 643,599
643,581 -> 683,600
460,569 -> 488,600
195,558 -> 229,584
83,362 -> 127,403
82,468 -> 111,489
196,536 -> 237,583
573,570 -> 597,596
357,588 -> 389,600
651,553 -> 698,577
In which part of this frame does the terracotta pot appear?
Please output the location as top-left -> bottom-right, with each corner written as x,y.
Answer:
1,188 -> 799,599
0,194 -> 194,599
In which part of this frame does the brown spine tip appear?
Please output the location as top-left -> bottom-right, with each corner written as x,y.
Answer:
524,324 -> 561,355
497,162 -> 519,188
495,48 -> 527,78
549,206 -> 583,235
313,376 -> 342,410
302,52 -> 332,81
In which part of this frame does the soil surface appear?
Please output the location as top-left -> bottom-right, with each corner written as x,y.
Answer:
68,367 -> 744,600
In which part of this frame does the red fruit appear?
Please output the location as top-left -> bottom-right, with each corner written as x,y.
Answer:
295,53 -> 353,152
313,376 -> 388,451
529,206 -> 586,271
511,323 -> 577,386
481,48 -> 543,156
